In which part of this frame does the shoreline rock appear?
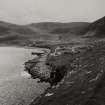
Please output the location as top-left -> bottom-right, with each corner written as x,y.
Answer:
29,41 -> 105,105
24,48 -> 51,83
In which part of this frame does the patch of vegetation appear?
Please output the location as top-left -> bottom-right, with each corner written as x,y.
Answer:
31,41 -> 105,105
46,52 -> 74,86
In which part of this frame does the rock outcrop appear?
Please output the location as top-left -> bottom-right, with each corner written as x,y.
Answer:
24,49 -> 51,83
30,41 -> 105,105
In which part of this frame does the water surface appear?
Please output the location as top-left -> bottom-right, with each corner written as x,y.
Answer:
0,47 -> 49,105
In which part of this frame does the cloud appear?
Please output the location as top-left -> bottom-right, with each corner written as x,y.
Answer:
0,0 -> 104,24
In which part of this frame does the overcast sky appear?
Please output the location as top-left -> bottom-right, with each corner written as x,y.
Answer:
0,0 -> 104,24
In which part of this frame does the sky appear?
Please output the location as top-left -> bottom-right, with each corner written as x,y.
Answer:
0,0 -> 104,24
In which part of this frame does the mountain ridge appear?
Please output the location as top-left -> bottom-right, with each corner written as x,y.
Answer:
85,16 -> 105,37
0,16 -> 105,46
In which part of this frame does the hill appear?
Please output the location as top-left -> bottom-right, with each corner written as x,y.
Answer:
29,22 -> 89,33
85,16 -> 105,37
0,21 -> 58,46
0,21 -> 90,46
28,22 -> 90,42
1,16 -> 105,46
30,41 -> 105,105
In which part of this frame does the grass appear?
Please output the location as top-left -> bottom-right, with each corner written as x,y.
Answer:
30,41 -> 105,105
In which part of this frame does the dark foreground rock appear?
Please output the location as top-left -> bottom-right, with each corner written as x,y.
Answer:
29,41 -> 105,105
24,49 -> 51,82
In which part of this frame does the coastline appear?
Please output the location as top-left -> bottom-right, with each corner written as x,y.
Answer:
27,41 -> 105,105
0,46 -> 51,105
24,47 -> 51,81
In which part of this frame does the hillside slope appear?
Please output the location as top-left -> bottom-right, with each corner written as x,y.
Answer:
1,16 -> 105,46
30,41 -> 105,105
0,21 -> 90,45
29,22 -> 89,41
0,21 -> 58,45
85,16 -> 105,37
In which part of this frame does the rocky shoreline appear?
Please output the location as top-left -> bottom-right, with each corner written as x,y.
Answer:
24,48 -> 51,83
24,46 -> 74,86
24,41 -> 105,105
